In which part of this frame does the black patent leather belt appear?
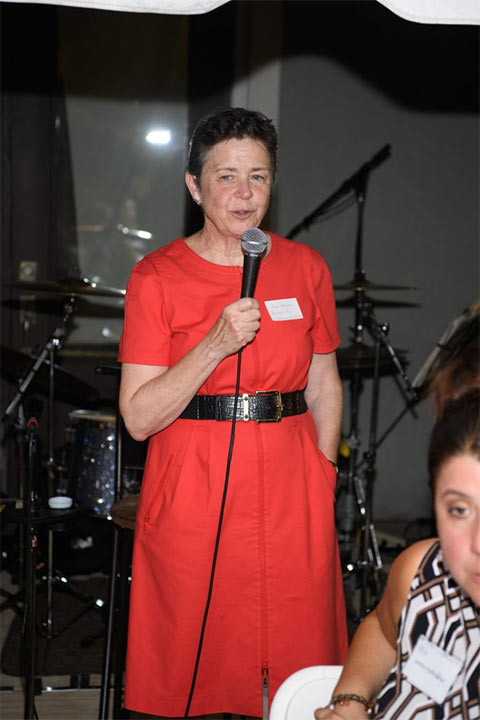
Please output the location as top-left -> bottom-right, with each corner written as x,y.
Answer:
179,390 -> 307,423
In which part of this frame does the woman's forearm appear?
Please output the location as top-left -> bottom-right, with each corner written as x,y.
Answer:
315,609 -> 396,720
305,352 -> 343,461
120,338 -> 222,441
120,297 -> 261,440
334,609 -> 396,698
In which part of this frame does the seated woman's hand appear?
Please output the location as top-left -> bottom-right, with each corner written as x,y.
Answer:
206,298 -> 261,359
314,708 -> 344,720
314,702 -> 371,720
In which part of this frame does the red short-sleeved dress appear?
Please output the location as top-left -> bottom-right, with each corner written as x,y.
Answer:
118,233 -> 348,718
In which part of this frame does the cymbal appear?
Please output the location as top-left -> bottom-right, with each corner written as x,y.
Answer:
76,223 -> 154,241
5,277 -> 125,298
337,342 -> 408,377
1,296 -> 124,319
334,279 -> 417,292
116,224 -> 153,241
336,294 -> 420,309
1,346 -> 99,405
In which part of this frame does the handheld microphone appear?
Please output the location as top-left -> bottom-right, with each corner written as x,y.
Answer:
240,228 -> 268,298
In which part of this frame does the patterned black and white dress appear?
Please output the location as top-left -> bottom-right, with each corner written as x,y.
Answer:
375,541 -> 479,719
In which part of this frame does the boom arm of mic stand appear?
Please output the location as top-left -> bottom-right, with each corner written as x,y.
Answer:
1,328 -> 65,423
287,144 -> 391,238
1,295 -> 78,424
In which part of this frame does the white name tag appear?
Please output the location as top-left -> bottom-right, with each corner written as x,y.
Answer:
403,634 -> 463,704
265,298 -> 303,321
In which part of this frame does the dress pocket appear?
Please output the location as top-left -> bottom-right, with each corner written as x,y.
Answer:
141,452 -> 177,531
316,447 -> 338,498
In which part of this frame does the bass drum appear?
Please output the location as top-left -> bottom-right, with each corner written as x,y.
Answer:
68,410 -> 117,517
66,409 -> 148,517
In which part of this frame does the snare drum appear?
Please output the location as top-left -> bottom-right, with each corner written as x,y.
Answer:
68,410 -> 117,517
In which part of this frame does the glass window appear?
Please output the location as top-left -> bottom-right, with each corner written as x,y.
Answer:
58,8 -> 189,347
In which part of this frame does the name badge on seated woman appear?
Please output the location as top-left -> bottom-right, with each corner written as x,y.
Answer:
403,634 -> 463,704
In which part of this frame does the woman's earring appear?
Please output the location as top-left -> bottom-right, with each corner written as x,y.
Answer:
195,198 -> 201,206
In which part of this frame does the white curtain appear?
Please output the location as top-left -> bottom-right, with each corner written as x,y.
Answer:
2,0 -> 480,23
1,0 -> 231,14
376,0 -> 480,24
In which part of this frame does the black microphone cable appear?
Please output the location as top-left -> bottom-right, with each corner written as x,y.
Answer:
184,347 -> 243,717
184,229 -> 267,716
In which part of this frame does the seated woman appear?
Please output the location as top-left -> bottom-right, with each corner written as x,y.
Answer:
316,345 -> 480,719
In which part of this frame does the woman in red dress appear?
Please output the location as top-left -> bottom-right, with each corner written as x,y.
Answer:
118,107 -> 348,718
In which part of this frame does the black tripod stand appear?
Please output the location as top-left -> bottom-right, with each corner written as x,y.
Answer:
1,294 -> 107,706
288,144 -> 418,620
4,401 -> 84,718
338,299 -> 417,619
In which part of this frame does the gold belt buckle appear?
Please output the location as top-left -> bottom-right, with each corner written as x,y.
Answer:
241,393 -> 250,421
255,390 -> 284,422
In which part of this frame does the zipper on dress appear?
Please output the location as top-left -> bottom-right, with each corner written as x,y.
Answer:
262,666 -> 269,720
253,343 -> 269,720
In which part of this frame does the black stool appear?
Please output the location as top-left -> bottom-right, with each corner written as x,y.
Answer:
99,494 -> 139,719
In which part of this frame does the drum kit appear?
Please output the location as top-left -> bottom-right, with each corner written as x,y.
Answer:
1,278 -> 129,513
0,276 -> 137,718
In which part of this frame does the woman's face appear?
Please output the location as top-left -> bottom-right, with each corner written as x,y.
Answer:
434,453 -> 480,605
185,137 -> 272,241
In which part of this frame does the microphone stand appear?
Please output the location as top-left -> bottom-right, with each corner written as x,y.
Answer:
348,302 -> 418,617
23,409 -> 42,720
341,163 -> 381,585
298,147 -> 390,622
286,144 -> 391,239
97,364 -> 123,720
1,296 -> 82,647
2,294 -> 76,426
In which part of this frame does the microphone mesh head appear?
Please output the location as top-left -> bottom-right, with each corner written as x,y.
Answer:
241,228 -> 268,256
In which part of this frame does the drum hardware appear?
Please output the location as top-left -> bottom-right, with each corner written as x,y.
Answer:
336,341 -> 409,378
0,294 -> 110,691
116,223 -> 154,242
354,302 -> 480,470
335,294 -> 420,309
359,306 -> 416,617
94,363 -> 128,720
337,300 -> 418,621
1,293 -> 98,506
76,222 -> 154,243
2,283 -> 131,713
0,398 -> 102,719
23,398 -> 42,719
333,279 -> 418,292
285,142 -> 420,622
1,346 -> 99,407
1,295 -> 125,319
92,365 -> 147,720
5,276 -> 126,299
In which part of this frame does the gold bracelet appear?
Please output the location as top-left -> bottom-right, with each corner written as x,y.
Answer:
328,693 -> 374,715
